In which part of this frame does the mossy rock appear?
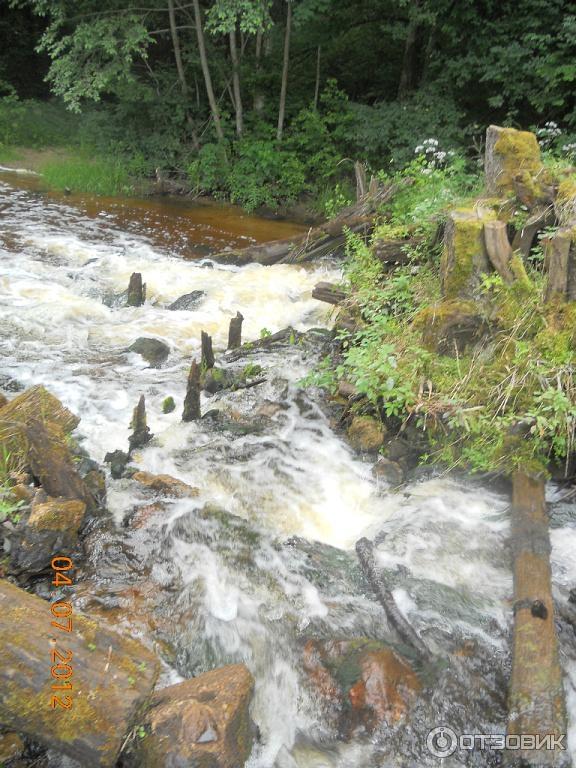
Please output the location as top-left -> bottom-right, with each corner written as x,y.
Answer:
441,208 -> 495,300
162,396 -> 176,414
485,125 -> 543,197
413,300 -> 488,355
127,338 -> 170,368
347,416 -> 386,453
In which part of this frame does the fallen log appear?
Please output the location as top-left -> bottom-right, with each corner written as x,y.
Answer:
0,578 -> 159,767
227,311 -> 244,350
312,282 -> 347,306
182,359 -> 201,422
371,237 -> 422,266
484,220 -> 515,283
355,537 -> 433,662
211,181 -> 401,266
507,471 -> 569,767
224,327 -> 302,363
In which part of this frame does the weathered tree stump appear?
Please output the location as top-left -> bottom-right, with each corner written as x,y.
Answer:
126,272 -> 146,307
543,229 -> 574,303
441,209 -> 494,300
483,220 -> 515,283
0,579 -> 159,768
201,331 -> 215,370
227,312 -> 244,350
485,125 -> 543,198
312,282 -> 347,305
512,207 -> 556,259
128,395 -> 152,452
182,359 -> 201,422
507,471 -> 569,767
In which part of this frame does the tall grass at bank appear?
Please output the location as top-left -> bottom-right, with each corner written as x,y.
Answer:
39,155 -> 135,196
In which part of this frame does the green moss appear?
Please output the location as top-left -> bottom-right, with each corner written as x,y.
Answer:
162,396 -> 175,414
493,129 -> 542,194
242,363 -> 263,378
555,178 -> 576,225
441,208 -> 495,299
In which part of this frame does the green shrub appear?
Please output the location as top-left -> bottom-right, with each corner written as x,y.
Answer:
40,154 -> 134,196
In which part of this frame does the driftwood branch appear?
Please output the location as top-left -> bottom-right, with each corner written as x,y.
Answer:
355,537 -> 433,662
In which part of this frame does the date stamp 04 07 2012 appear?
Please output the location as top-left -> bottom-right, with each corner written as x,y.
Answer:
49,556 -> 75,710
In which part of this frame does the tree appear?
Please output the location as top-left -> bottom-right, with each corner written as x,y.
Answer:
276,0 -> 291,141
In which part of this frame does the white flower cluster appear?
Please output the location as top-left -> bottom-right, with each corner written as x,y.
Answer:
414,138 -> 455,169
536,121 -> 562,148
562,142 -> 576,158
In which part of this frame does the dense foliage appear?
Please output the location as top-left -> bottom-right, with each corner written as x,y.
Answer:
0,0 -> 575,203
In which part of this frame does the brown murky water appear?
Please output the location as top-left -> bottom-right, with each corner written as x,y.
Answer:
0,168 -> 308,258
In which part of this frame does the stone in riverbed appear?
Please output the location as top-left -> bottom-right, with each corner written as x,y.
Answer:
134,664 -> 255,768
104,448 -> 130,479
127,337 -> 170,368
167,290 -> 206,311
372,457 -> 404,486
131,470 -> 199,498
347,416 -> 386,453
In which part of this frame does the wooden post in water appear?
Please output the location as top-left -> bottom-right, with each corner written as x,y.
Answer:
182,359 -> 201,422
127,272 -> 146,307
507,470 -> 569,767
201,330 -> 215,370
128,395 -> 152,452
227,311 -> 244,350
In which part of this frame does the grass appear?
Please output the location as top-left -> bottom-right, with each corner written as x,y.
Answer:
39,154 -> 136,196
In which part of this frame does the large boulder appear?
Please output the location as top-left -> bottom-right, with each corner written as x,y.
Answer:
167,290 -> 206,311
0,579 -> 160,767
303,638 -> 421,738
10,494 -> 86,576
135,664 -> 255,768
127,338 -> 170,368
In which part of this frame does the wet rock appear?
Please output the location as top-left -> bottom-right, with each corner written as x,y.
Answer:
162,396 -> 175,414
303,639 -> 421,738
132,470 -> 199,498
167,290 -> 205,311
127,338 -> 170,368
0,733 -> 24,762
202,366 -> 236,394
0,384 -> 79,433
134,664 -> 255,768
10,495 -> 86,576
0,579 -> 160,768
104,449 -> 130,479
127,271 -> 146,307
0,374 -> 24,393
347,416 -> 386,453
372,457 -> 404,486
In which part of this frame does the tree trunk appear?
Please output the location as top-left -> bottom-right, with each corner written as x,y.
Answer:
313,45 -> 321,109
168,0 -> 200,150
507,471 -> 569,767
128,395 -> 152,452
276,0 -> 292,142
201,330 -> 215,370
544,229 -> 572,303
229,27 -> 243,136
397,0 -> 420,99
483,220 -> 515,283
192,0 -> 225,142
0,579 -> 159,768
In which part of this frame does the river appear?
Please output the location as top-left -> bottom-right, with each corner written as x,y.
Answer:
1,169 -> 575,768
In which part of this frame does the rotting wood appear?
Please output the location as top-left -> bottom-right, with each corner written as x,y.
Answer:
126,272 -> 145,307
227,311 -> 244,350
182,359 -> 201,422
506,471 -> 569,767
356,537 -> 433,662
483,220 -> 515,283
128,395 -> 152,452
543,229 -> 572,303
512,206 -> 556,260
201,330 -> 215,370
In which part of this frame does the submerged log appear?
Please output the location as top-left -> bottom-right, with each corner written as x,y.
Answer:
211,181 -> 401,266
182,359 -> 201,422
484,220 -> 515,283
355,537 -> 433,662
128,395 -> 152,452
201,331 -> 215,370
0,579 -> 159,768
126,272 -> 146,307
227,312 -> 244,350
312,282 -> 347,306
507,471 -> 569,767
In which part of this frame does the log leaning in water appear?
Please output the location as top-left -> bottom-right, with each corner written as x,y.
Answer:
312,282 -> 347,305
355,537 -> 433,662
506,471 -> 569,767
0,579 -> 159,768
211,181 -> 401,266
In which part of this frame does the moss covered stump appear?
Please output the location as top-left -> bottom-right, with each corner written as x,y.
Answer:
485,125 -> 543,198
441,208 -> 495,300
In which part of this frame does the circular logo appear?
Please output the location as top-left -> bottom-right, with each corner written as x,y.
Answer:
427,726 -> 458,758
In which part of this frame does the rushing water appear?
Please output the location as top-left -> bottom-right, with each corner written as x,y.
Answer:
1,170 -> 576,768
